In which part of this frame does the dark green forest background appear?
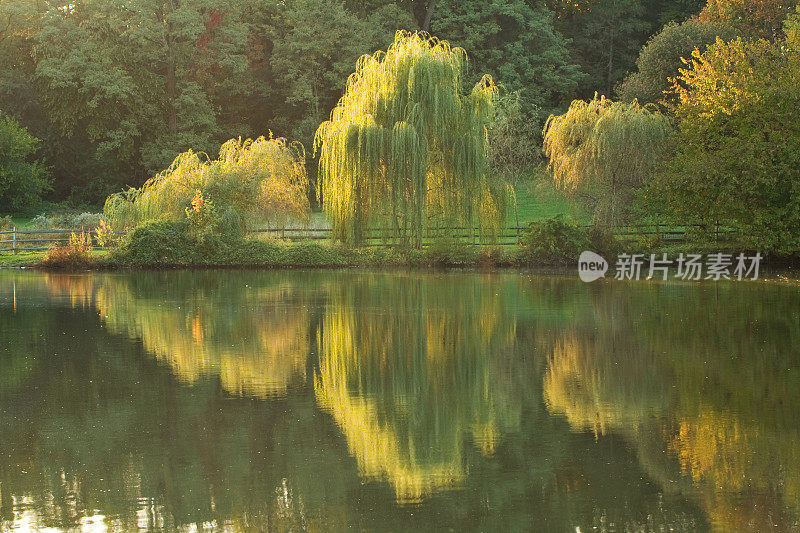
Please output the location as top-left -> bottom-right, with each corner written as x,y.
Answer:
0,0 -> 706,207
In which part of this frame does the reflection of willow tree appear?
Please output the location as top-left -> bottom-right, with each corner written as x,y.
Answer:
540,282 -> 800,530
62,272 -> 315,399
2,271 -> 716,531
314,274 -> 519,502
0,297 -> 361,530
543,334 -> 669,438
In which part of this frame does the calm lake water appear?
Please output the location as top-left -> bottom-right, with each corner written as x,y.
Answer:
0,269 -> 798,531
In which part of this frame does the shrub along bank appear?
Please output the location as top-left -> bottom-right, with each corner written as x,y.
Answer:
0,216 -> 784,270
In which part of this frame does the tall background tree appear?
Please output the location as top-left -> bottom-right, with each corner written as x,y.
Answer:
267,0 -> 413,150
428,0 -> 583,123
617,16 -> 735,107
32,0 -> 256,202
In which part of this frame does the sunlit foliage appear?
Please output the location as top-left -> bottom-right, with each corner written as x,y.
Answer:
700,0 -> 796,39
104,136 -> 309,231
542,95 -> 671,226
314,31 -> 506,246
651,25 -> 800,252
618,17 -> 735,108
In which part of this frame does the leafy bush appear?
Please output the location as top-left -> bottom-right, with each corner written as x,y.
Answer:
73,212 -> 102,228
0,215 -> 13,230
110,221 -> 355,268
39,232 -> 95,269
477,246 -> 514,267
49,211 -> 102,228
402,239 -> 466,267
31,214 -> 52,229
94,217 -> 121,248
519,216 -> 591,264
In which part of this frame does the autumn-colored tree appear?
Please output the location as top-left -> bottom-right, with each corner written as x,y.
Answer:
700,0 -> 796,39
652,18 -> 800,252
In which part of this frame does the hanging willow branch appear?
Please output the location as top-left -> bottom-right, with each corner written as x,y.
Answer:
314,30 -> 505,246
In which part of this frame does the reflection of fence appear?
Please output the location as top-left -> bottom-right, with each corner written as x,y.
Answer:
0,228 -> 126,253
0,223 -> 734,253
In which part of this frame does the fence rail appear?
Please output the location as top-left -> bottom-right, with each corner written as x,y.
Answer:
0,228 -> 125,253
0,223 -> 733,254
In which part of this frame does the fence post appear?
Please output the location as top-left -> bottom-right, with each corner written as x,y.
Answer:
12,226 -> 16,255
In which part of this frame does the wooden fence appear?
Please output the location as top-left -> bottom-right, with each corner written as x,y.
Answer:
0,228 -> 126,253
247,223 -> 733,244
0,223 -> 733,253
247,226 -> 526,246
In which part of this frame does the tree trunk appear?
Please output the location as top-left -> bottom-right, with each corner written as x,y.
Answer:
166,29 -> 177,133
165,0 -> 178,133
606,22 -> 614,97
422,0 -> 436,32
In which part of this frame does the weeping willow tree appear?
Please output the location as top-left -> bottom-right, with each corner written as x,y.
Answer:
314,30 -> 507,246
104,136 -> 309,231
542,95 -> 671,227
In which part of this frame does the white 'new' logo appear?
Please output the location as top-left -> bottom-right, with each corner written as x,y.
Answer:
578,251 -> 608,282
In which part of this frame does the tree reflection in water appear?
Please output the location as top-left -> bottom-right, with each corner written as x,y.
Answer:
0,271 -> 798,530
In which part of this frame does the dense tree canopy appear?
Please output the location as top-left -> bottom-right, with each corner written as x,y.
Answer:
651,22 -> 800,252
700,0 -> 796,39
429,0 -> 583,122
618,17 -> 735,107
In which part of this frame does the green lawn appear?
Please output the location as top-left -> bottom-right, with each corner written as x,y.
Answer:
508,170 -> 588,227
0,251 -> 45,267
5,217 -> 33,229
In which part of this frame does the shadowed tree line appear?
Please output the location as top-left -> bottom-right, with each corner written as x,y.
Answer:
0,0 -> 705,209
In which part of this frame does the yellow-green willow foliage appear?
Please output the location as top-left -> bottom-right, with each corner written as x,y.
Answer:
314,276 -> 519,502
104,136 -> 310,230
542,334 -> 669,438
314,31 -> 506,246
542,94 -> 671,227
